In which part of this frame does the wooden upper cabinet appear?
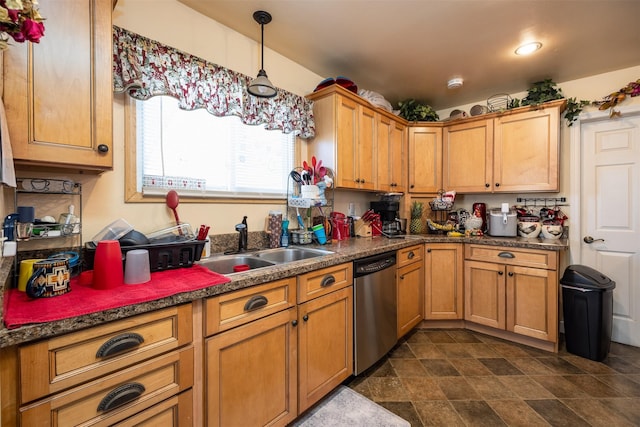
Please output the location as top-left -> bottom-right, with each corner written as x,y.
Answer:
442,100 -> 564,193
377,114 -> 407,192
4,0 -> 113,171
408,125 -> 443,193
308,87 -> 376,190
357,103 -> 376,190
494,104 -> 561,192
443,119 -> 494,193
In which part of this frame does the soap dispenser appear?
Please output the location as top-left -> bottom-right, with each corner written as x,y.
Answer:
280,219 -> 290,247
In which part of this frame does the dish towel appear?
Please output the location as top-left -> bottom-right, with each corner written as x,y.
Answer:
0,97 -> 16,188
3,265 -> 231,329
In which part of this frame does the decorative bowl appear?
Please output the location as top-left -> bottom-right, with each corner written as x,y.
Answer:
464,216 -> 483,231
541,223 -> 563,239
518,221 -> 542,238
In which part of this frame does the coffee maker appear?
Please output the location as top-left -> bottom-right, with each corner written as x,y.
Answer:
370,201 -> 403,235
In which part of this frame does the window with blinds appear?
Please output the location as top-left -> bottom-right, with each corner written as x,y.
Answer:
136,96 -> 295,199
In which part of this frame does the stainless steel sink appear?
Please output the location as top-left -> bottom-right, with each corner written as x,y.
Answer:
197,246 -> 334,275
198,255 -> 276,275
254,247 -> 334,263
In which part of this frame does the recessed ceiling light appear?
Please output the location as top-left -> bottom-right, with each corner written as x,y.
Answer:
515,42 -> 542,56
447,77 -> 464,89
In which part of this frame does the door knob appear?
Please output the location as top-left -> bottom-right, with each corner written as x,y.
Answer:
583,236 -> 605,244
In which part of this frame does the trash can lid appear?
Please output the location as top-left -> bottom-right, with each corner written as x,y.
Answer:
560,265 -> 616,290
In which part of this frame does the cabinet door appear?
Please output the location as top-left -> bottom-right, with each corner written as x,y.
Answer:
335,95 -> 359,189
425,243 -> 464,320
298,287 -> 353,412
377,116 -> 407,193
390,120 -> 407,192
443,120 -> 493,192
506,266 -> 558,342
464,261 -> 505,329
206,308 -> 297,427
494,106 -> 560,192
357,104 -> 376,190
376,115 -> 393,191
408,126 -> 443,193
397,261 -> 424,338
4,0 -> 113,171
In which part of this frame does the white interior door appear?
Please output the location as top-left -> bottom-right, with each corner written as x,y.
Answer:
579,111 -> 640,346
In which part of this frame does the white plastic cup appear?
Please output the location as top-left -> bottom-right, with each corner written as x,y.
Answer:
124,249 -> 151,285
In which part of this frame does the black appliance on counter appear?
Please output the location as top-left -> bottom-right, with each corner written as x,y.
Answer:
370,201 -> 403,235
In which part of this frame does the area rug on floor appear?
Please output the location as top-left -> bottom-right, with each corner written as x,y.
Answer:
292,385 -> 410,427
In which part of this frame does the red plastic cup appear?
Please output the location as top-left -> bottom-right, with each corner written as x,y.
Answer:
92,240 -> 124,289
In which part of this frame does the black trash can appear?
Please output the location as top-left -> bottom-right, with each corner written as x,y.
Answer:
561,265 -> 616,361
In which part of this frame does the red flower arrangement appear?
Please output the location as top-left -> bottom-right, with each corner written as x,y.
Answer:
0,0 -> 45,50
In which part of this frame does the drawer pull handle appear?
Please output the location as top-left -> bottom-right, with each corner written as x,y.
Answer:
244,295 -> 268,311
498,251 -> 515,259
320,275 -> 336,287
96,333 -> 144,358
408,251 -> 415,259
97,382 -> 145,412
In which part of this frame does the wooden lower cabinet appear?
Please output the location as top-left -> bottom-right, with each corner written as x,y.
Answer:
425,243 -> 464,320
205,308 -> 298,427
464,245 -> 559,347
397,245 -> 424,338
21,347 -> 193,426
464,260 -> 505,328
298,286 -> 353,412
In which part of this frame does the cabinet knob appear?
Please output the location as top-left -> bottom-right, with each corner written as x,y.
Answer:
244,295 -> 268,311
361,179 -> 366,184
495,183 -> 500,187
97,144 -> 109,153
485,183 -> 490,188
320,275 -> 336,287
303,314 -> 309,322
508,272 -> 514,277
498,271 -> 504,276
97,382 -> 145,412
96,333 -> 144,358
355,179 -> 360,183
410,184 -> 415,189
408,251 -> 415,259
292,320 -> 298,327
427,248 -> 431,253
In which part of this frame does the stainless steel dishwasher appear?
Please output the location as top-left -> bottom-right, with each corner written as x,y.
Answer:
353,251 -> 397,375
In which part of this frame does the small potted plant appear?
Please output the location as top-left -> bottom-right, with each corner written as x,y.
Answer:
397,99 -> 439,122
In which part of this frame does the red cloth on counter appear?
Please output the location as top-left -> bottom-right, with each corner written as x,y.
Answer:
3,265 -> 230,329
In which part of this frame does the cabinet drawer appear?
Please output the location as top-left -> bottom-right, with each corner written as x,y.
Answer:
19,304 -> 193,403
20,346 -> 194,427
397,244 -> 424,267
465,244 -> 558,270
298,263 -> 353,303
114,389 -> 193,427
205,278 -> 296,336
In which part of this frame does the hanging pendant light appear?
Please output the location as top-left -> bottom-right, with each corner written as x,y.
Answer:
248,10 -> 277,98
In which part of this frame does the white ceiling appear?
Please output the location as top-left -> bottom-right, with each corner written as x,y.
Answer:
177,0 -> 640,111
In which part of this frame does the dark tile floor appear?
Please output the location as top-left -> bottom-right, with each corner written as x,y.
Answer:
345,326 -> 640,426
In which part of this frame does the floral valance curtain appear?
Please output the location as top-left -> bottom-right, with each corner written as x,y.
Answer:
112,26 -> 315,139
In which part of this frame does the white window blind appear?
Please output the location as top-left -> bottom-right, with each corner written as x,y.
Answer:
136,96 -> 295,198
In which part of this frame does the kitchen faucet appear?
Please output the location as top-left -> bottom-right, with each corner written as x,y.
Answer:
236,216 -> 248,252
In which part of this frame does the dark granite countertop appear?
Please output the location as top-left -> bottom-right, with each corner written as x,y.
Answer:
0,235 -> 567,348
